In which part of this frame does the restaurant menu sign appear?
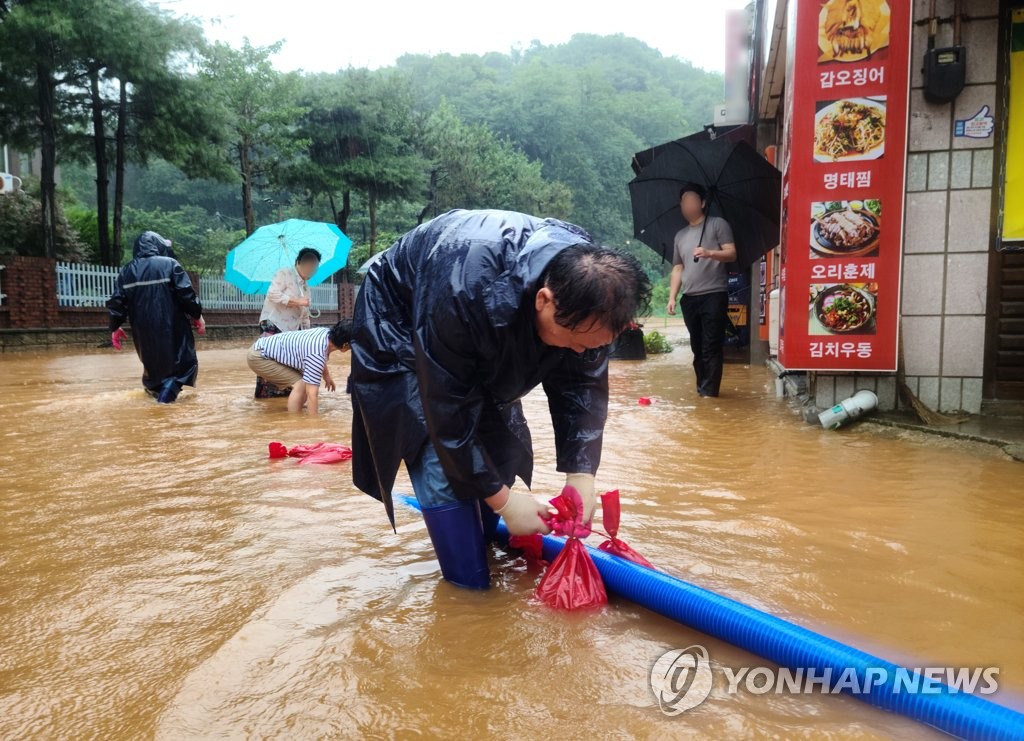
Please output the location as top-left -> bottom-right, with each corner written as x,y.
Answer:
778,0 -> 911,371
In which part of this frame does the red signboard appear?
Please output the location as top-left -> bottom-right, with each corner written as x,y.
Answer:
777,0 -> 912,371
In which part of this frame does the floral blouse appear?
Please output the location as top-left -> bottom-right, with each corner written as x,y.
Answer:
259,267 -> 310,332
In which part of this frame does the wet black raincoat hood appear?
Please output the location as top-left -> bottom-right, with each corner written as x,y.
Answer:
349,209 -> 610,529
108,232 -> 203,392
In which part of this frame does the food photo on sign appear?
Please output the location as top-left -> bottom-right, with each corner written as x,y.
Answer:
813,97 -> 887,162
809,283 -> 878,336
810,199 -> 882,259
818,0 -> 892,63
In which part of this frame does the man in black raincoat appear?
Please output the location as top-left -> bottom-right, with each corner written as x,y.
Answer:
108,231 -> 205,403
350,209 -> 651,589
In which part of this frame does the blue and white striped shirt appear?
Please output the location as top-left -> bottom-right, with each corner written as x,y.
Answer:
255,327 -> 330,386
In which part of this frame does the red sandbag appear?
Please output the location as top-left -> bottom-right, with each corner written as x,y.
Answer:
535,485 -> 607,611
508,534 -> 544,563
596,490 -> 654,568
268,441 -> 352,465
546,487 -> 593,539
287,442 -> 353,465
536,537 -> 607,610
597,538 -> 654,568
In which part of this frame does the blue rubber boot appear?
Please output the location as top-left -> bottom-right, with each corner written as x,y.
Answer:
156,379 -> 181,404
420,499 -> 490,590
479,501 -> 501,544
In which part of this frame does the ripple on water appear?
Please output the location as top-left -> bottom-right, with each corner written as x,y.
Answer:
0,341 -> 1020,739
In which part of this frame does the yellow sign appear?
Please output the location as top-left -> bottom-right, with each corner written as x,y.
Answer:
1005,9 -> 1024,240
728,304 -> 748,327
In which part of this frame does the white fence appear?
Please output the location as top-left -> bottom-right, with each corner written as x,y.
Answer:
197,277 -> 337,311
55,262 -> 338,311
198,276 -> 265,311
56,261 -> 119,307
308,283 -> 338,311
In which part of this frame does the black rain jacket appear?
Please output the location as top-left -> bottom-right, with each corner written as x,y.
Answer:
349,210 -> 609,528
107,232 -> 203,391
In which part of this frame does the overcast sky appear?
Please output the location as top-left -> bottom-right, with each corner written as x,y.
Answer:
157,0 -> 750,73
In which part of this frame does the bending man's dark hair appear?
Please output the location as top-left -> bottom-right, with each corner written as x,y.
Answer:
541,244 -> 652,335
296,247 -> 322,264
329,320 -> 352,348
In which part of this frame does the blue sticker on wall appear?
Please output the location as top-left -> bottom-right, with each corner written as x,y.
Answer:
954,106 -> 995,139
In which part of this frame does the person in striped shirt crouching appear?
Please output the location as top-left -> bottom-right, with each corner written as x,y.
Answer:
247,321 -> 351,415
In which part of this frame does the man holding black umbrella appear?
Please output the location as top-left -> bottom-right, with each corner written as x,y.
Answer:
666,183 -> 736,398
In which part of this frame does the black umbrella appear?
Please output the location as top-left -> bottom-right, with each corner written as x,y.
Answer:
630,123 -> 757,176
628,137 -> 781,271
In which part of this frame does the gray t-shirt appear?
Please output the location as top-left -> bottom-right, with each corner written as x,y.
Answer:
672,216 -> 735,296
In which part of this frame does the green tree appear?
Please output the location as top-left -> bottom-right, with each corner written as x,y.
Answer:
118,204 -> 245,275
0,0 -> 85,258
418,101 -> 571,221
63,0 -> 214,265
199,39 -> 307,235
1,0 -> 226,264
287,72 -> 362,231
290,69 -> 425,252
397,33 -> 723,258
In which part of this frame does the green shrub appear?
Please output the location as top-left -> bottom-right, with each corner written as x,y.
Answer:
643,329 -> 673,354
0,177 -> 87,260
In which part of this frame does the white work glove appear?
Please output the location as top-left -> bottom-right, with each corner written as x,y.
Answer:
565,473 -> 597,524
494,490 -> 553,536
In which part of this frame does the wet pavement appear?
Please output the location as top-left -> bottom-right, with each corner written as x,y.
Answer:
868,411 -> 1024,463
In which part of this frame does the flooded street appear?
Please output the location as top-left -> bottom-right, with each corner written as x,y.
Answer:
1,328 -> 1022,739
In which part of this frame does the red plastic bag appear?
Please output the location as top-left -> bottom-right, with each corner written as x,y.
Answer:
535,485 -> 607,610
267,441 -> 352,465
536,538 -> 607,610
546,488 -> 592,539
596,490 -> 654,568
508,534 -> 544,563
287,442 -> 353,465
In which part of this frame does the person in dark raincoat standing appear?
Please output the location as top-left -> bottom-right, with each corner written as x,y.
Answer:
349,209 -> 651,590
108,231 -> 205,403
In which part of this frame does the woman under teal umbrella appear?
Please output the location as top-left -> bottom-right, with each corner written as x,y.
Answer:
224,219 -> 352,294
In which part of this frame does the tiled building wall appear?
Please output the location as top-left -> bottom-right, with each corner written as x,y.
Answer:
815,0 -> 1000,414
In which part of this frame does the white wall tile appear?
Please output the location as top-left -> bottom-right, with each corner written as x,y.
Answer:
944,253 -> 990,315
904,192 -> 949,253
928,151 -> 950,190
903,316 -> 943,375
942,315 -> 987,376
877,375 -> 897,411
903,254 -> 946,314
946,190 -> 992,252
909,91 -> 952,151
962,378 -> 984,414
950,150 -> 973,189
918,376 -> 940,409
940,376 -> 963,412
963,20 -> 1000,85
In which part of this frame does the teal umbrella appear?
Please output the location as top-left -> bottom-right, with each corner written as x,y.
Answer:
224,219 -> 353,294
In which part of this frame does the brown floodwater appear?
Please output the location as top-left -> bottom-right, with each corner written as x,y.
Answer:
1,326 -> 1022,739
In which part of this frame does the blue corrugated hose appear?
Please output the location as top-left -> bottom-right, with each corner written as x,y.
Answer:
397,493 -> 1024,740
